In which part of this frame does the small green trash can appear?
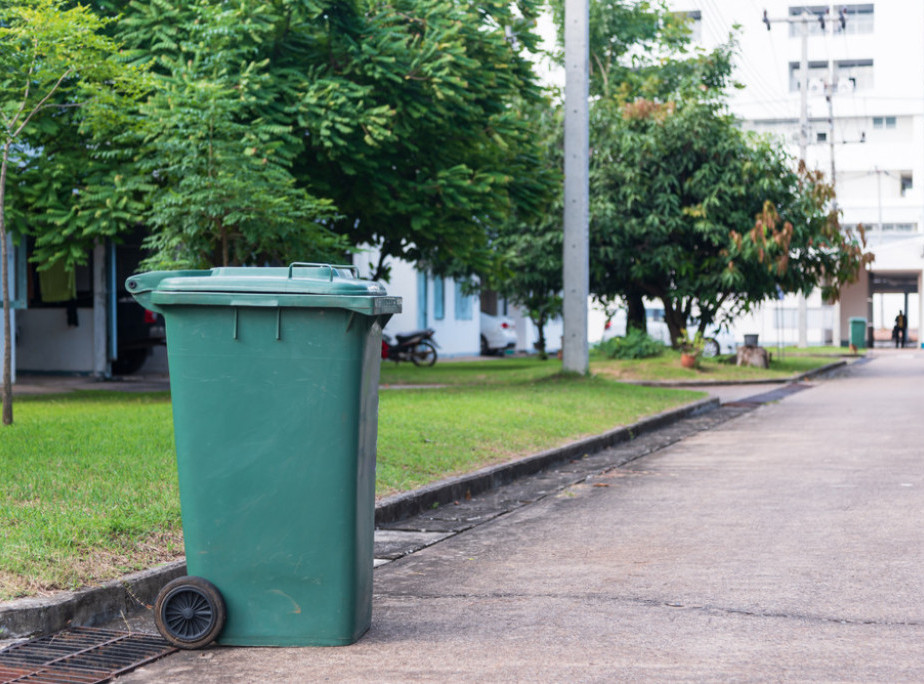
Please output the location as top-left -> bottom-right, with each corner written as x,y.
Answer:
127,263 -> 401,648
849,316 -> 867,349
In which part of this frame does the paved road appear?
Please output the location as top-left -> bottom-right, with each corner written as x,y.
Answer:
119,352 -> 924,682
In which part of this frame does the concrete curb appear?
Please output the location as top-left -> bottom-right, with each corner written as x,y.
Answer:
0,396 -> 718,641
0,561 -> 186,641
794,359 -> 847,380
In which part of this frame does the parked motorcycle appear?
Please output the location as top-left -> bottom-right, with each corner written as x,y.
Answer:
381,328 -> 438,366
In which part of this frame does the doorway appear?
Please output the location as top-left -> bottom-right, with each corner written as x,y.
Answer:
869,272 -> 919,348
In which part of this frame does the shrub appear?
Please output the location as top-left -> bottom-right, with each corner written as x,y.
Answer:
600,328 -> 666,360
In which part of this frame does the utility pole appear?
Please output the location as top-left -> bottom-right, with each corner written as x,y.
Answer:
763,6 -> 846,348
562,0 -> 589,374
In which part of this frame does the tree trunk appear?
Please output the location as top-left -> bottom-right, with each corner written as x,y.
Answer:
626,291 -> 647,334
0,142 -> 13,425
219,220 -> 229,267
534,313 -> 548,360
661,297 -> 688,349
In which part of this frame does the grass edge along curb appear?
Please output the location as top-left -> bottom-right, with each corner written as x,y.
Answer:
626,359 -> 848,388
0,396 -> 718,641
374,396 -> 719,524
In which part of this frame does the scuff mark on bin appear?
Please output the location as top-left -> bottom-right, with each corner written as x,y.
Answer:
268,589 -> 302,614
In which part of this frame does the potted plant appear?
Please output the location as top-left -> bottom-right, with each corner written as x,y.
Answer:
678,330 -> 704,368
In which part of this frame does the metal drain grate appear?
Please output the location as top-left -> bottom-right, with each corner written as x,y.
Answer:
0,627 -> 176,684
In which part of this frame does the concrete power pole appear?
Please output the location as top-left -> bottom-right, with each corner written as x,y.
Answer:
562,0 -> 589,374
763,6 -> 846,348
796,11 -> 809,348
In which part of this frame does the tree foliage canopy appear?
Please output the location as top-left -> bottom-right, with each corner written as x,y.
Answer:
589,48 -> 872,344
0,0 -> 144,424
53,0 -> 555,277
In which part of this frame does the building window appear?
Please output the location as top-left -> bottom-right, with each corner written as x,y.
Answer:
816,131 -> 827,143
789,61 -> 828,92
433,276 -> 445,320
454,281 -> 473,320
839,4 -> 874,34
845,222 -> 918,233
872,116 -> 896,129
901,175 -> 913,197
417,272 -> 428,330
788,4 -> 873,36
788,6 -> 828,37
835,59 -> 873,91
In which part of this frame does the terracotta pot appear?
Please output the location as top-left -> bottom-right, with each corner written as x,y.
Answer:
680,352 -> 697,368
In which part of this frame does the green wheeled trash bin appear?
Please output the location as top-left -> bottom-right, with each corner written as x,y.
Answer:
126,264 -> 401,649
849,316 -> 867,349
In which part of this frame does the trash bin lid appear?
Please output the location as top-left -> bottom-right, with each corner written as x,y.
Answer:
127,263 -> 402,316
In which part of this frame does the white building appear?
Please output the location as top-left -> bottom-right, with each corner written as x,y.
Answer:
359,245 -> 563,359
667,0 -> 924,347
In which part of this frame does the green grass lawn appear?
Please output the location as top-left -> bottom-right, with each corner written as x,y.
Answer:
380,356 -> 562,386
0,392 -> 181,602
776,345 -> 864,357
590,349 -> 843,383
1,370 -> 703,602
377,375 -> 701,496
380,350 -> 844,386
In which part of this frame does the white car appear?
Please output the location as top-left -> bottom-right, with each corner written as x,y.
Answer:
687,321 -> 737,357
480,313 -> 517,356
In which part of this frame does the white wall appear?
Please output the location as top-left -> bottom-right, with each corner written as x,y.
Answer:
357,246 -> 481,357
17,308 -> 96,372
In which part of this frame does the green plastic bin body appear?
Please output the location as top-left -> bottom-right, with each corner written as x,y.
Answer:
127,265 -> 400,647
849,317 -> 867,349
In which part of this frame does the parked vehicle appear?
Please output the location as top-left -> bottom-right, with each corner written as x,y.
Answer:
114,235 -> 166,375
687,320 -> 737,357
113,299 -> 165,375
381,328 -> 438,366
480,312 -> 517,356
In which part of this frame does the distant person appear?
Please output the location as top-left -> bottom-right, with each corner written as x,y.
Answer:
895,310 -> 907,348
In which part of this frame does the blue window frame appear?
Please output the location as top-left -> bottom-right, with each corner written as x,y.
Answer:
433,276 -> 445,320
417,272 -> 428,329
454,280 -> 472,320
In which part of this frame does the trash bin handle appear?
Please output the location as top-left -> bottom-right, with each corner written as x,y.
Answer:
287,262 -> 359,282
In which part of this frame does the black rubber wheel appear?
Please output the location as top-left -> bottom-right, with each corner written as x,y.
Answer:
701,337 -> 720,358
154,576 -> 226,649
411,340 -> 437,367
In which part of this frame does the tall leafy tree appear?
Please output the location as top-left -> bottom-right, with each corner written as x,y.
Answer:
589,59 -> 872,345
490,106 -> 563,359
92,0 -> 555,279
126,3 -> 343,268
0,0 -> 143,425
497,0 -> 691,340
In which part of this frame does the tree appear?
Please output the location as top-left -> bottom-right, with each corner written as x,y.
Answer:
589,85 -> 872,346
126,3 -> 343,269
0,0 -> 143,425
490,106 -> 563,359
94,0 -> 556,280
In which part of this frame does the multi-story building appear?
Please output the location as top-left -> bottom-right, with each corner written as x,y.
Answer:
668,0 -> 924,347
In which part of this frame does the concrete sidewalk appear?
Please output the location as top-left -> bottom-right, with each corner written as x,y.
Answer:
110,352 -> 924,681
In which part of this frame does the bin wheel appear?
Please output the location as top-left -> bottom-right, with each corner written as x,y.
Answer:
154,576 -> 226,649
